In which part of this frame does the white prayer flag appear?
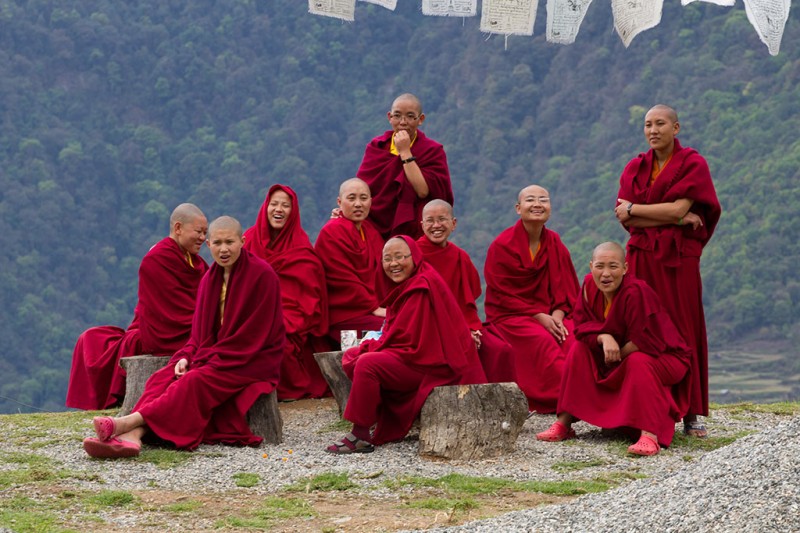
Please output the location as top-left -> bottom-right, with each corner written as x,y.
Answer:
681,0 -> 735,6
546,0 -> 594,44
360,0 -> 397,9
480,0 -> 539,36
743,0 -> 790,55
309,0 -> 356,21
611,0 -> 663,48
422,0 -> 478,17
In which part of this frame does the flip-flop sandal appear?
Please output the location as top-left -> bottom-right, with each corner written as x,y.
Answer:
93,416 -> 117,442
536,421 -> 576,442
683,420 -> 708,438
627,434 -> 660,456
83,437 -> 141,459
325,433 -> 375,454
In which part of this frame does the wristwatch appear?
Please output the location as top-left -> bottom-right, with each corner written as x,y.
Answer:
401,156 -> 417,165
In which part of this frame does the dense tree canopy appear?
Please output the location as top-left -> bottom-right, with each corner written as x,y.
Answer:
0,0 -> 797,412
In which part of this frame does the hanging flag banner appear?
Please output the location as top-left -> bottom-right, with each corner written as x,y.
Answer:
422,0 -> 478,17
546,0 -> 594,44
480,0 -> 539,36
309,0 -> 356,21
612,0 -> 663,47
743,0 -> 790,56
360,0 -> 397,9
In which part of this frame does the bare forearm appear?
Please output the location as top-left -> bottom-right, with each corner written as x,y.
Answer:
629,199 -> 693,222
398,151 -> 429,198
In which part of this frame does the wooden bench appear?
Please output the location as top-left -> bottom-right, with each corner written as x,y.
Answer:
118,355 -> 283,444
312,351 -> 528,460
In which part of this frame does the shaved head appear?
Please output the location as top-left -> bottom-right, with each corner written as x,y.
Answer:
591,241 -> 626,262
208,216 -> 243,239
647,104 -> 678,123
517,184 -> 549,204
422,199 -> 454,218
339,177 -> 370,197
391,93 -> 422,115
170,203 -> 205,227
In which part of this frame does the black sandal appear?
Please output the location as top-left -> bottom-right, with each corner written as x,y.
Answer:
325,433 -> 375,454
683,420 -> 708,438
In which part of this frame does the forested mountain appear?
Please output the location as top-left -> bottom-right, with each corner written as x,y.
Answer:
0,0 -> 797,413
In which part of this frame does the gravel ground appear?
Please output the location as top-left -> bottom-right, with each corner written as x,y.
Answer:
429,413 -> 800,533
3,398 -> 797,531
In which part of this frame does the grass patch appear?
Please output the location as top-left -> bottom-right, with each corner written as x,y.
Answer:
285,472 -> 357,492
161,500 -> 203,513
216,496 -> 315,528
551,458 -> 608,472
319,417 -> 352,433
670,430 -> 753,452
0,452 -> 52,467
0,496 -> 76,533
134,448 -> 193,468
233,472 -> 260,487
715,401 -> 799,416
386,473 -> 608,496
84,490 -> 137,508
405,497 -> 479,511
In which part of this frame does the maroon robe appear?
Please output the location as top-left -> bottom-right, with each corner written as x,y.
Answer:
133,248 -> 285,450
484,222 -> 580,412
618,138 -> 721,417
244,184 -> 331,400
342,236 -> 486,445
357,130 -> 453,239
559,274 -> 691,446
315,216 -> 385,340
66,238 -> 207,410
416,236 -> 514,382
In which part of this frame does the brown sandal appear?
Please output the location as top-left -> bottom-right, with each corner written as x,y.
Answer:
325,433 -> 374,454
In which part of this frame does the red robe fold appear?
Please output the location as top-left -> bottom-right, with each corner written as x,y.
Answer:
134,248 -> 285,450
559,274 -> 691,446
66,237 -> 207,410
315,217 -> 385,333
357,130 -> 453,239
343,236 -> 486,445
484,222 -> 580,412
416,236 -> 514,382
244,184 -> 330,400
618,138 -> 721,416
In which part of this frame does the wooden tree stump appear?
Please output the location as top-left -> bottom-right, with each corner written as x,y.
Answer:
118,354 -> 282,444
418,382 -> 528,460
118,355 -> 170,416
246,390 -> 283,444
313,351 -> 351,416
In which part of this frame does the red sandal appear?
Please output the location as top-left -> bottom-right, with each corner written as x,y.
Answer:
92,416 -> 117,442
536,421 -> 576,442
325,433 -> 374,454
628,433 -> 660,456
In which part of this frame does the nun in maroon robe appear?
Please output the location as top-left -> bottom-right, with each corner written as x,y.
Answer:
617,135 -> 721,422
66,236 -> 207,410
315,180 -> 386,342
543,267 -> 691,449
356,95 -> 453,240
484,220 -> 580,413
416,232 -> 514,383
326,236 -> 486,453
244,184 -> 331,400
83,218 -> 285,458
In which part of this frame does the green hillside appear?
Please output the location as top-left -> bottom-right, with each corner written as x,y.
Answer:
0,0 -> 797,412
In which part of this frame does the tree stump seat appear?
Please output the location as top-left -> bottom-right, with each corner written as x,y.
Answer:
418,382 -> 528,460
312,351 -> 528,459
118,354 -> 282,444
313,351 -> 351,416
